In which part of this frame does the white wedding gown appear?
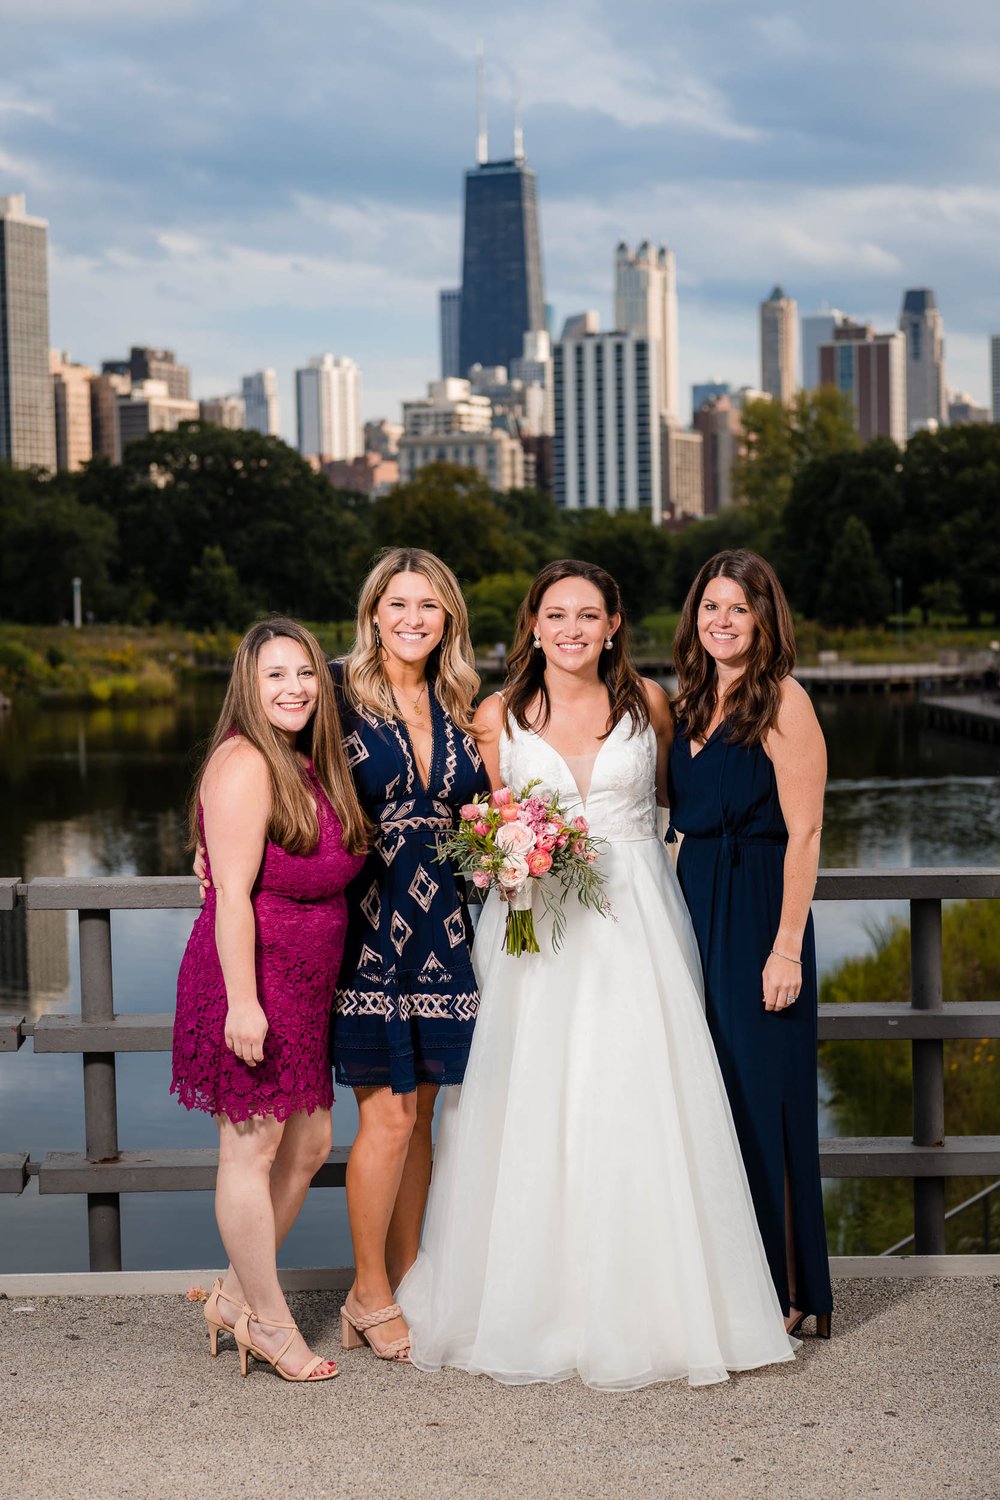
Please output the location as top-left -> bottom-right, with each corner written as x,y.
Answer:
397,712 -> 796,1390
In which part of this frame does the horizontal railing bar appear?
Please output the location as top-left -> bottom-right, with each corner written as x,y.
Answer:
819,1138 -> 1000,1176
818,1002 -> 1000,1039
21,1138 -> 1000,1195
38,1148 -> 351,1194
0,1153 -> 29,1193
3,868 -> 1000,912
18,1002 -> 1000,1055
32,1014 -> 174,1052
0,1012 -> 25,1051
881,1177 -> 1000,1255
813,868 -> 1000,899
22,876 -> 201,910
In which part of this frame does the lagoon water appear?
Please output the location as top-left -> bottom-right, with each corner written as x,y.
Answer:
1,689 -> 997,1272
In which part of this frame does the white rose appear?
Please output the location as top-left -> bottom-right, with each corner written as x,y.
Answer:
497,853 -> 530,891
496,821 -> 535,855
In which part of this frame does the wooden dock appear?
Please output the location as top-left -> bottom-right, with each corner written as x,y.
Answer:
922,693 -> 1000,743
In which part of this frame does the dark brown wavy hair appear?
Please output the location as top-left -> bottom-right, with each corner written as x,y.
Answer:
503,560 -> 650,739
188,617 -> 369,857
672,550 -> 796,747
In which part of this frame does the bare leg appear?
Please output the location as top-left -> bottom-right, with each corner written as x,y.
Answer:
385,1083 -> 438,1288
217,1108 -> 332,1320
215,1112 -> 335,1377
346,1086 -> 417,1346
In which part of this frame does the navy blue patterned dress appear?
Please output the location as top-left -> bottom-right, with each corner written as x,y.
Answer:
330,664 -> 488,1094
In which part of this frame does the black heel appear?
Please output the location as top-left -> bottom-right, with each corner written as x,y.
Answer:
815,1313 -> 832,1339
787,1309 -> 806,1336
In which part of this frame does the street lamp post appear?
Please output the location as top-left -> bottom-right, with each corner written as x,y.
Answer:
72,576 -> 82,630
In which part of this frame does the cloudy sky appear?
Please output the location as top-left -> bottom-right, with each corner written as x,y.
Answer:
3,0 -> 999,435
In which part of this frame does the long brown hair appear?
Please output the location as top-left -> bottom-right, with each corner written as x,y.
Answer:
189,617 -> 369,856
672,550 -> 796,747
342,547 -> 479,734
504,560 -> 650,738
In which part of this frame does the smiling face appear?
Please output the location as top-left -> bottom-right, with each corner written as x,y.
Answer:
373,570 -> 446,670
256,636 -> 319,743
697,575 -> 757,673
533,576 -> 619,678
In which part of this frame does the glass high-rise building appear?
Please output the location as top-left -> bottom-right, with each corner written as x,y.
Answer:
458,155 -> 546,378
241,369 -> 280,436
0,194 -> 56,469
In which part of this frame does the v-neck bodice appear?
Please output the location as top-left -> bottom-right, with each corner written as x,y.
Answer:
668,726 -> 789,846
500,710 -> 658,841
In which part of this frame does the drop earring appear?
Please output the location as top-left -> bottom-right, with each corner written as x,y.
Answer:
373,621 -> 383,650
604,636 -> 614,651
533,634 -> 542,649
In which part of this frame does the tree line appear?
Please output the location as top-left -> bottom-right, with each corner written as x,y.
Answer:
1,401 -> 999,635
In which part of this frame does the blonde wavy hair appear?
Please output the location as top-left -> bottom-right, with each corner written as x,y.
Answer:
342,548 -> 479,735
189,617 -> 369,857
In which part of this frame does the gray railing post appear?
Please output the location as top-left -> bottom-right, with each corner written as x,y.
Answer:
911,897 -> 946,1254
78,909 -> 122,1271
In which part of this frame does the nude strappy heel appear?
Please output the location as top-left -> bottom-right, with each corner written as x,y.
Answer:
340,1292 -> 411,1361
234,1308 -> 339,1382
203,1277 -> 242,1358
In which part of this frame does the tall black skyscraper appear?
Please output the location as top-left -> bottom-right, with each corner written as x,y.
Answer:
458,146 -> 546,378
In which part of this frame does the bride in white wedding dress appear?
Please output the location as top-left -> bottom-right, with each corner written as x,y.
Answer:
397,561 -> 796,1390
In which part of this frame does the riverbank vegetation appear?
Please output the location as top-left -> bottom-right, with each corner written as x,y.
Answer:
2,408 -> 999,646
821,900 -> 1000,1255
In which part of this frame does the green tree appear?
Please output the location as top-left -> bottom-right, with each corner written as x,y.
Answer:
366,464 -> 532,583
734,387 -> 859,528
0,466 -> 117,622
669,507 -> 765,609
184,546 -> 251,630
817,516 -> 891,627
557,510 -> 673,622
464,571 -> 535,646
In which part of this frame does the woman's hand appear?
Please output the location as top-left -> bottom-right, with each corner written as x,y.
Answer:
762,950 -> 801,1012
193,843 -> 210,902
225,1000 -> 268,1066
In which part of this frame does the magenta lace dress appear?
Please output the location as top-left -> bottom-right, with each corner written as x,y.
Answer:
171,767 -> 366,1123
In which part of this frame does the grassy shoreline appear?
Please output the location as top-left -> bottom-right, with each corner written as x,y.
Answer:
1,618 -> 996,705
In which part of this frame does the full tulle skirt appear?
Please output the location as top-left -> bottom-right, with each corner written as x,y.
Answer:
397,836 -> 797,1391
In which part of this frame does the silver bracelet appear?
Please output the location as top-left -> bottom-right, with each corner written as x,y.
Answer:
770,948 -> 802,965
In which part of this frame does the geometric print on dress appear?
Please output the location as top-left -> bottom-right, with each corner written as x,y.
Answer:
444,906 -> 466,948
390,909 -> 414,954
361,881 -> 381,928
441,717 -> 458,799
462,731 -> 483,773
341,730 -> 370,768
335,986 -> 480,1022
388,718 -> 416,791
408,863 -> 439,912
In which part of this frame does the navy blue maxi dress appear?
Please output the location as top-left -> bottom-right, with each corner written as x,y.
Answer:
330,664 -> 488,1094
667,724 -> 832,1319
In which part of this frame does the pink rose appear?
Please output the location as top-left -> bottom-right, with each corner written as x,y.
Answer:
460,803 -> 480,821
473,820 -> 489,836
586,851 -> 598,864
471,869 -> 491,888
526,848 -> 553,876
572,815 -> 589,833
535,835 -> 556,852
555,834 -> 569,848
497,853 -> 529,891
492,787 -> 514,807
496,821 -> 535,855
499,804 -> 523,823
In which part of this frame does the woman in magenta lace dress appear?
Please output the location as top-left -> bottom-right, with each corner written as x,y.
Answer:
171,618 -> 368,1382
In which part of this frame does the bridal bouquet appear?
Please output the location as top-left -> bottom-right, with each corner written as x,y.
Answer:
437,779 -> 613,955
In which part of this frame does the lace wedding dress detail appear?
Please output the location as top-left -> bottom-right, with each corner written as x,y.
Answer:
398,715 -> 796,1390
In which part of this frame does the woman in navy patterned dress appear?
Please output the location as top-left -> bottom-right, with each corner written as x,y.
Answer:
332,548 -> 487,1360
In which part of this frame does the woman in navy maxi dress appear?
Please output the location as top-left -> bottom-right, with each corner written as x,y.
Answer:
667,549 -> 832,1335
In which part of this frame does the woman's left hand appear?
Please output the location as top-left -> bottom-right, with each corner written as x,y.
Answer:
762,950 -> 801,1012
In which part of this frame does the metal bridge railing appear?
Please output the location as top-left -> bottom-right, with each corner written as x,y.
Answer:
2,869 -> 999,1272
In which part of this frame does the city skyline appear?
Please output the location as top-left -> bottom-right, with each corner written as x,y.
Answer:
2,3 -> 1000,434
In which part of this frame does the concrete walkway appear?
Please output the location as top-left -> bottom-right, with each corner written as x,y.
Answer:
3,1278 -> 998,1500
